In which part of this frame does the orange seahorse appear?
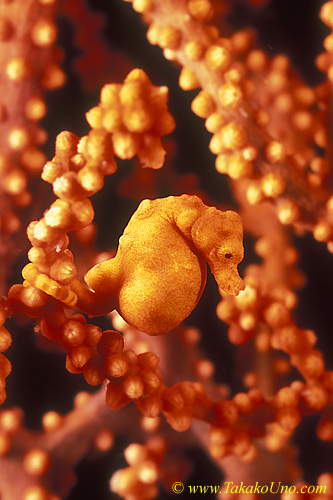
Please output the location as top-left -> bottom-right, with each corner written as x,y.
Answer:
72,194 -> 245,335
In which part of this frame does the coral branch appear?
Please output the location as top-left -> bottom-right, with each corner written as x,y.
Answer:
125,0 -> 333,244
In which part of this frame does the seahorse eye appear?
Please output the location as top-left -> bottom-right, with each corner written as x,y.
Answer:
224,253 -> 232,259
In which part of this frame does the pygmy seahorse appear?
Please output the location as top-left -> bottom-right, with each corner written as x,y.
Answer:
72,194 -> 244,335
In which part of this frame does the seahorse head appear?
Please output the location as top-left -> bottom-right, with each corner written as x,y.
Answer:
191,208 -> 245,295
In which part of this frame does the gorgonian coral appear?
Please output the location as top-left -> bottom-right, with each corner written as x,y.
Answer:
0,1 -> 332,499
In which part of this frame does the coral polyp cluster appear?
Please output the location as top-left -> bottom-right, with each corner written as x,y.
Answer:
13,69 -> 174,315
86,70 -> 175,169
132,0 -> 332,241
0,0 -> 64,236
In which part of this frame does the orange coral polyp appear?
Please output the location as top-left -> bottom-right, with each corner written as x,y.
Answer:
22,263 -> 77,308
219,82 -> 243,108
123,105 -> 154,133
68,346 -> 92,368
49,257 -> 77,285
6,56 -> 31,81
205,45 -> 231,72
23,449 -> 50,477
20,286 -> 48,308
44,200 -> 72,228
191,90 -> 216,118
25,96 -> 47,121
60,319 -> 86,347
122,375 -> 145,399
31,18 -> 57,47
82,68 -> 175,170
0,327 -> 12,353
104,353 -> 129,378
8,126 -> 30,151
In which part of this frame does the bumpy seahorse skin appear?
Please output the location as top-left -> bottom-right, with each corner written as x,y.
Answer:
72,195 -> 245,335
